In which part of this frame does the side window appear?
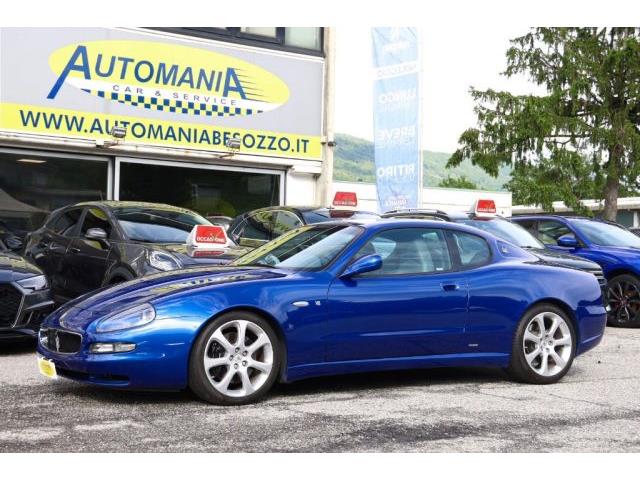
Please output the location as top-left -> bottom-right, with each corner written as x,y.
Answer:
80,208 -> 113,238
539,220 -> 574,245
355,228 -> 452,276
272,210 -> 304,238
515,219 -> 538,237
237,211 -> 274,246
51,209 -> 83,237
451,231 -> 492,267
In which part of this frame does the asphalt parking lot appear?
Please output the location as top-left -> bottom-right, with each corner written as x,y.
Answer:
1,327 -> 639,453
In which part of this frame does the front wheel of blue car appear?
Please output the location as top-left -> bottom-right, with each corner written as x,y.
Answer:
507,304 -> 576,385
189,311 -> 281,405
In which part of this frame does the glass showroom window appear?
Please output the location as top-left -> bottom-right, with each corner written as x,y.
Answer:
239,27 -> 278,38
118,162 -> 281,219
284,28 -> 322,50
0,151 -> 109,245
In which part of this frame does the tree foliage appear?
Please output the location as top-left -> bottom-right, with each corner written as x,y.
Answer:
438,175 -> 478,189
449,28 -> 640,219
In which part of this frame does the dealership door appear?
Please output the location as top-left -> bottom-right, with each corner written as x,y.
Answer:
116,159 -> 284,220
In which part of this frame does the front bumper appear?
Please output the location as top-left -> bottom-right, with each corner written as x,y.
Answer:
576,304 -> 608,356
35,319 -> 193,390
0,282 -> 54,338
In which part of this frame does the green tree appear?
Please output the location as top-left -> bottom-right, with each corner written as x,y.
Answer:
449,28 -> 640,220
438,175 -> 478,189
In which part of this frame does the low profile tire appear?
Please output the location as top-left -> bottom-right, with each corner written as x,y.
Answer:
189,311 -> 281,405
607,274 -> 640,327
507,304 -> 576,385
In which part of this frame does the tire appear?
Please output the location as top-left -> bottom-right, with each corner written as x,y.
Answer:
607,274 -> 640,327
103,267 -> 135,287
507,304 -> 576,384
189,310 -> 281,405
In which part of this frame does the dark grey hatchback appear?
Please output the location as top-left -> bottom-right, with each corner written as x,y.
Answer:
24,201 -> 248,304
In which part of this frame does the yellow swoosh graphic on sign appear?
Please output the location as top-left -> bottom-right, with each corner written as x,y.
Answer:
48,40 -> 290,117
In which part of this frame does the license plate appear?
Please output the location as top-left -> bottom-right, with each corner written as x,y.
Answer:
37,357 -> 58,379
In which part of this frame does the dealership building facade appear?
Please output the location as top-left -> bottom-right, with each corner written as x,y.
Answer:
0,27 -> 333,236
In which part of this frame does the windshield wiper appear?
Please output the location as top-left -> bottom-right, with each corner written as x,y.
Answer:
243,262 -> 276,267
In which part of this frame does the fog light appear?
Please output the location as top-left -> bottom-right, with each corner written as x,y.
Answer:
90,342 -> 136,354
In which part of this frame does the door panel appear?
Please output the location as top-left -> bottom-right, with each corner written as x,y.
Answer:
326,227 -> 468,362
65,208 -> 113,296
40,208 -> 83,300
327,273 -> 468,361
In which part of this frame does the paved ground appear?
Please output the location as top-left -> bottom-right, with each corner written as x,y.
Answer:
1,327 -> 639,452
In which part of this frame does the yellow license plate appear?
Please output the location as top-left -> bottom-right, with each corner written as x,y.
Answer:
38,357 -> 58,379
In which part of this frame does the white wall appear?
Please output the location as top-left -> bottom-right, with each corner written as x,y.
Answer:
331,181 -> 512,215
286,171 -> 318,206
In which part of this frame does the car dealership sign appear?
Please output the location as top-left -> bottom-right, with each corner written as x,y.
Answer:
0,28 -> 323,160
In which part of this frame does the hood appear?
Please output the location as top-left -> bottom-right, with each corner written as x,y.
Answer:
585,245 -> 640,268
527,248 -> 601,271
0,251 -> 44,282
591,245 -> 640,257
58,266 -> 288,331
161,243 -> 250,266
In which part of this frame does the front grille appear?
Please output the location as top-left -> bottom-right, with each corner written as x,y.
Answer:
0,284 -> 23,327
39,328 -> 82,354
588,269 -> 607,287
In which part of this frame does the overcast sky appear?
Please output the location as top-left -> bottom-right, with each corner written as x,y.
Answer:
334,25 -> 544,153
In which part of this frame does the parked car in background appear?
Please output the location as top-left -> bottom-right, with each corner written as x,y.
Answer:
37,220 -> 606,405
629,227 -> 640,237
24,201 -> 248,304
1,240 -> 54,339
206,215 -> 233,231
383,200 -> 607,293
512,214 -> 640,327
227,192 -> 380,248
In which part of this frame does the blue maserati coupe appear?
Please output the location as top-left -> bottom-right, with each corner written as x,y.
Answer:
36,220 -> 607,405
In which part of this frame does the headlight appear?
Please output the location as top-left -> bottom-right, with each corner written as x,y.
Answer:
148,250 -> 182,271
17,274 -> 48,291
95,303 -> 156,333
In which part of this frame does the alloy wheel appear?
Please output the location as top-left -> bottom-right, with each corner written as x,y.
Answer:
203,319 -> 273,398
608,280 -> 640,324
522,312 -> 572,377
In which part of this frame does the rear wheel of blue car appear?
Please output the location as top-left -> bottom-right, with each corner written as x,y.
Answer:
507,304 -> 576,384
189,311 -> 281,405
607,274 -> 640,327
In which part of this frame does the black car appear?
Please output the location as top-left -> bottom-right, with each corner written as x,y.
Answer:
24,201 -> 248,304
206,215 -> 233,231
382,205 -> 607,291
0,239 -> 54,339
228,205 -> 380,248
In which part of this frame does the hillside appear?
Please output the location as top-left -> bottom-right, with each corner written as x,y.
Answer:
333,133 -> 512,191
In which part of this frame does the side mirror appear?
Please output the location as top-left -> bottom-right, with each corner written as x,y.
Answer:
85,228 -> 108,241
557,234 -> 578,248
340,254 -> 382,279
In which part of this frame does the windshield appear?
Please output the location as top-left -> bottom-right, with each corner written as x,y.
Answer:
233,224 -> 362,270
459,218 -> 545,249
114,207 -> 211,244
572,220 -> 640,248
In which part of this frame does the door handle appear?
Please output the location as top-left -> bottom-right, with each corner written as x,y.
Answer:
68,247 -> 80,254
441,283 -> 460,292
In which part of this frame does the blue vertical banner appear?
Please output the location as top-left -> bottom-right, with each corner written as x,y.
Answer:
371,27 -> 421,212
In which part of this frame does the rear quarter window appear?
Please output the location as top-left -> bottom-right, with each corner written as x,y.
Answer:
451,231 -> 492,267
